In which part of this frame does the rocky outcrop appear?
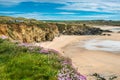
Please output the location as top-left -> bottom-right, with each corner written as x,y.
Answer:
102,30 -> 113,33
0,16 -> 103,43
56,23 -> 102,35
0,23 -> 59,43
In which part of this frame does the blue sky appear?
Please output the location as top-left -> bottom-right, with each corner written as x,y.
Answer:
0,0 -> 120,20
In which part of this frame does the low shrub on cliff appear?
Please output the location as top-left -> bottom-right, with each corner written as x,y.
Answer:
0,39 -> 62,80
0,38 -> 86,80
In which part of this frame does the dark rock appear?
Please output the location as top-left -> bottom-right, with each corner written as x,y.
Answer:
103,30 -> 113,33
56,23 -> 103,35
102,34 -> 111,36
109,75 -> 117,80
102,34 -> 106,36
45,32 -> 54,41
92,73 -> 106,80
107,34 -> 111,36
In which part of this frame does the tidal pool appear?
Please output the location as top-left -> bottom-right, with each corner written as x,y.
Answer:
83,39 -> 120,53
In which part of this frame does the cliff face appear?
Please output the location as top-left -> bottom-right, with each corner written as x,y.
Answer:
56,23 -> 102,35
0,16 -> 103,43
0,23 -> 59,43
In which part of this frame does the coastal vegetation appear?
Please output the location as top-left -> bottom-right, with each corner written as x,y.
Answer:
0,38 -> 86,80
0,16 -> 103,43
45,20 -> 120,26
0,16 -> 119,80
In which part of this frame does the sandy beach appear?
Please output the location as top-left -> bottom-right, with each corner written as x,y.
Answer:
40,26 -> 120,80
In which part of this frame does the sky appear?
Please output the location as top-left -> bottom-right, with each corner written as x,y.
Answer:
0,0 -> 120,20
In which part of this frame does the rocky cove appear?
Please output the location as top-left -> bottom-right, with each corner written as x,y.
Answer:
0,16 -> 120,80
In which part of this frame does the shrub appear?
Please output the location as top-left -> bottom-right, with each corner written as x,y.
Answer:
0,38 -> 86,80
0,39 -> 62,80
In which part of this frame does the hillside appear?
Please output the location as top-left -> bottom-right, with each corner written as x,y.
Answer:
0,16 -> 88,80
0,38 -> 87,80
0,16 -> 103,43
45,20 -> 120,26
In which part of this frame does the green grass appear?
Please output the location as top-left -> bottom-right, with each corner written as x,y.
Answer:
0,39 -> 62,80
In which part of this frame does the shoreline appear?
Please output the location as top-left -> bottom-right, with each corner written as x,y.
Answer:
39,26 -> 120,79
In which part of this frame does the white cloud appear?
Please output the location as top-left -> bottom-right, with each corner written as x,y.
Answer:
8,12 -> 45,19
58,12 -> 75,14
6,12 -> 117,20
0,0 -> 66,6
7,12 -> 60,20
0,0 -> 120,20
0,0 -> 120,13
0,11 -> 21,14
0,0 -> 27,6
58,1 -> 120,13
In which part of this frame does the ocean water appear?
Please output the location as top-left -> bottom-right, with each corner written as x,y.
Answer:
83,39 -> 120,53
110,28 -> 120,32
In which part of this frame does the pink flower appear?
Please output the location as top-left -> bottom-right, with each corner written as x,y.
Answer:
18,43 -> 32,47
0,35 -> 8,39
49,49 -> 59,54
79,75 -> 87,80
40,49 -> 49,54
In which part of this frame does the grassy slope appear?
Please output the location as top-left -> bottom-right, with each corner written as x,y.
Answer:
45,20 -> 120,26
0,39 -> 62,80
